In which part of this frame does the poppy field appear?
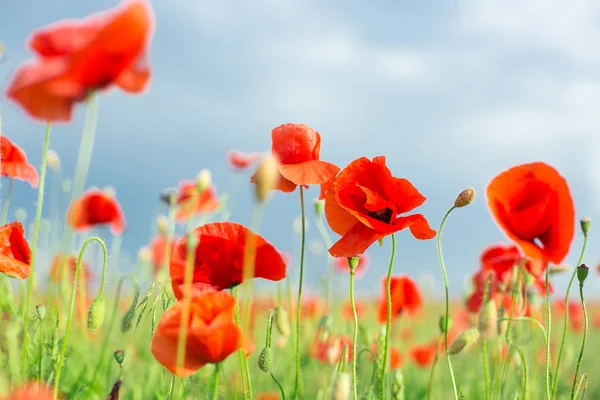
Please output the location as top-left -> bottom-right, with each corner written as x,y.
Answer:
1,1 -> 599,400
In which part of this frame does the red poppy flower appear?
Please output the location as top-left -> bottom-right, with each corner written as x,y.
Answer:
334,253 -> 370,278
486,162 -> 575,277
150,234 -> 177,275
226,149 -> 262,171
0,222 -> 31,279
151,290 -> 253,377
6,0 -> 154,122
318,175 -> 336,200
49,252 -> 93,284
0,136 -> 39,187
251,123 -> 340,193
409,342 -> 437,367
325,156 -> 436,257
169,222 -> 286,297
8,382 -> 57,400
312,335 -> 353,365
341,299 -> 367,322
66,189 -> 125,235
377,275 -> 422,323
369,344 -> 403,370
298,295 -> 325,319
175,181 -> 219,222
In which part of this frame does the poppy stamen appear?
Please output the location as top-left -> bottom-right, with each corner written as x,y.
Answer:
368,207 -> 393,224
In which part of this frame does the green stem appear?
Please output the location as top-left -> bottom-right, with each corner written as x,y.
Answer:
436,207 -> 459,400
38,317 -> 44,381
166,375 -> 176,400
21,121 -> 51,377
482,340 -> 490,400
175,237 -> 197,375
498,317 -> 548,343
544,266 -> 551,400
316,214 -> 334,312
350,268 -> 358,400
53,236 -> 107,400
20,279 -> 26,318
293,186 -> 306,400
1,178 -> 14,225
551,234 -> 588,400
570,283 -> 588,400
514,345 -> 528,399
425,336 -> 443,400
574,373 -> 587,400
233,287 -> 249,400
212,363 -> 220,400
379,234 -> 397,400
271,373 -> 286,400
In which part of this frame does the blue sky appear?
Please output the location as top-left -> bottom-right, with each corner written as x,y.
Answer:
2,0 -> 600,299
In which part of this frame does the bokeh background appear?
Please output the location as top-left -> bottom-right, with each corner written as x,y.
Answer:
2,0 -> 599,299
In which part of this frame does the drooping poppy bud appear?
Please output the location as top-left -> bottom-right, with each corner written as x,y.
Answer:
87,296 -> 106,332
330,372 -> 351,400
478,299 -> 498,340
448,328 -> 480,355
454,187 -> 476,208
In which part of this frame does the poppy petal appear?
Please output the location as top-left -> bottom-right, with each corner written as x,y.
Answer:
391,177 -> 427,214
328,222 -> 383,258
324,186 -> 357,236
277,160 -> 339,186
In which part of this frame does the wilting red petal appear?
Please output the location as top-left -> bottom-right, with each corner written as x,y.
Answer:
226,149 -> 262,170
277,160 -> 340,186
66,189 -> 125,235
328,223 -> 384,258
0,222 -> 32,279
0,136 -> 39,187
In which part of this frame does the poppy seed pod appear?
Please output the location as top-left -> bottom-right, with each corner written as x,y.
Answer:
258,347 -> 275,373
577,264 -> 589,285
347,256 -> 360,272
478,299 -> 498,340
88,296 -> 106,332
330,372 -> 351,400
580,216 -> 591,236
454,187 -> 476,208
275,305 -> 290,337
46,149 -> 60,171
114,349 -> 125,365
314,199 -> 325,217
448,328 -> 480,355
254,155 -> 279,203
195,169 -> 212,192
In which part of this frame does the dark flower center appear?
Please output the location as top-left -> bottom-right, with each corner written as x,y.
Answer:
368,207 -> 393,224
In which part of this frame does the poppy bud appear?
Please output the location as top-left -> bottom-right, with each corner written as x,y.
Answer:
549,264 -> 570,275
114,349 -> 125,365
275,306 -> 291,337
87,295 -> 106,332
347,256 -> 359,273
254,155 -> 279,203
156,215 -> 168,234
391,369 -> 405,400
439,315 -> 453,334
314,199 -> 325,217
330,372 -> 351,400
580,216 -> 591,236
46,149 -> 61,171
577,264 -> 589,285
454,188 -> 476,208
14,208 -> 27,223
62,179 -> 72,193
448,328 -> 480,355
196,169 -> 212,192
478,299 -> 498,340
160,188 -> 177,207
36,304 -> 46,320
258,347 -> 275,373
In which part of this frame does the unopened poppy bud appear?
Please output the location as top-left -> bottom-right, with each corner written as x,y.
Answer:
314,199 -> 325,217
156,215 -> 168,234
439,315 -> 453,334
36,304 -> 46,320
196,169 -> 212,192
88,296 -> 106,332
391,369 -> 405,400
114,349 -> 125,365
577,264 -> 589,285
160,188 -> 177,207
14,208 -> 27,223
254,155 -> 279,203
549,264 -> 570,275
330,372 -> 351,400
448,328 -> 480,355
275,306 -> 290,337
580,216 -> 591,236
347,256 -> 359,272
186,231 -> 199,253
478,299 -> 498,340
258,347 -> 275,373
454,187 -> 476,208
46,149 -> 60,171
137,246 -> 151,264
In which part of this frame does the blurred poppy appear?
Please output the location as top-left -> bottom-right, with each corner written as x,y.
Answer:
298,295 -> 325,320
49,252 -> 93,284
151,290 -> 253,377
6,0 -> 155,122
342,299 -> 367,322
7,382 -> 57,400
325,156 -> 435,257
169,222 -> 286,297
377,275 -> 422,323
0,222 -> 31,279
370,343 -> 403,370
149,234 -> 177,275
312,335 -> 353,365
226,149 -> 261,171
251,123 -> 339,193
409,342 -> 437,367
0,136 -> 39,187
486,162 -> 575,277
175,180 -> 219,222
554,299 -> 584,331
334,253 -> 370,278
67,189 -> 125,235
257,393 -> 281,400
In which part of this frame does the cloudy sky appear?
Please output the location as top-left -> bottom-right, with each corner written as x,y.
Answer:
2,0 -> 600,299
